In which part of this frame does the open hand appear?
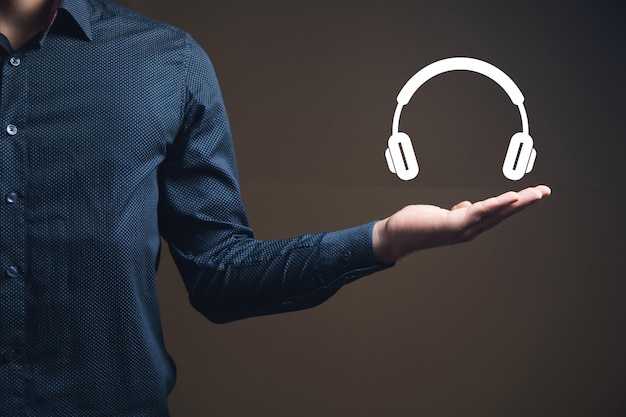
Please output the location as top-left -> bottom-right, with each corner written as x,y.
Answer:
372,185 -> 551,263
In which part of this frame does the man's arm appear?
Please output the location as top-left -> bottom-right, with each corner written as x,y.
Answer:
158,36 -> 393,323
159,35 -> 551,324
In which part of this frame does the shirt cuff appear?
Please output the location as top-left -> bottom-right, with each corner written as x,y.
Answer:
318,220 -> 395,285
234,221 -> 395,320
261,221 -> 395,315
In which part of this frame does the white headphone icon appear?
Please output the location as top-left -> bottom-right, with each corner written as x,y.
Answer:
385,57 -> 537,181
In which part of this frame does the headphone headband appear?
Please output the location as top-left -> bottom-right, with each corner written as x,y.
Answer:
386,57 -> 536,182
397,57 -> 524,105
392,57 -> 529,136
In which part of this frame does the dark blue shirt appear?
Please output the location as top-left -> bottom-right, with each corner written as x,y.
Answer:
0,0 -> 389,415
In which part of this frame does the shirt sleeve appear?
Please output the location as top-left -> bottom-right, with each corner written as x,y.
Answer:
157,35 -> 394,324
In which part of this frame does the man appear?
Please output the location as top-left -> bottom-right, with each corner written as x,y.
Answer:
0,0 -> 550,415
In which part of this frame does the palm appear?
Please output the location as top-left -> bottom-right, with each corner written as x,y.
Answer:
374,186 -> 551,262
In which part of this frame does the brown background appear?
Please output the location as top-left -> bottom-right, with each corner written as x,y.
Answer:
122,0 -> 625,415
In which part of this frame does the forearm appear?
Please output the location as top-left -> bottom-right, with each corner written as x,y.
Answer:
168,221 -> 392,323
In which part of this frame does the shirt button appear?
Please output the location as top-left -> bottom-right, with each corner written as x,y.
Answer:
340,250 -> 352,262
6,124 -> 17,136
9,56 -> 20,66
5,266 -> 19,279
281,299 -> 293,307
5,192 -> 18,204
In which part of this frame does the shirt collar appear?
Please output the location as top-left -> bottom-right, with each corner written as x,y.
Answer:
0,0 -> 92,54
0,33 -> 13,56
53,0 -> 93,42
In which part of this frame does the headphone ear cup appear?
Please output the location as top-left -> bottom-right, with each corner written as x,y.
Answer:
502,132 -> 534,180
386,132 -> 419,181
526,147 -> 537,173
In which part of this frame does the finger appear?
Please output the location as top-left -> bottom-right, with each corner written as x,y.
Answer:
535,185 -> 551,197
517,185 -> 551,200
462,185 -> 551,236
497,186 -> 550,218
468,185 -> 550,220
451,200 -> 471,210
466,191 -> 519,221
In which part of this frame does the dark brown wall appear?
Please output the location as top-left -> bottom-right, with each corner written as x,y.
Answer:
126,0 -> 626,415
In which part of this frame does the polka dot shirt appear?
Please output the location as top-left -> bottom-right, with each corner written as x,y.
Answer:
0,0 -> 392,415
